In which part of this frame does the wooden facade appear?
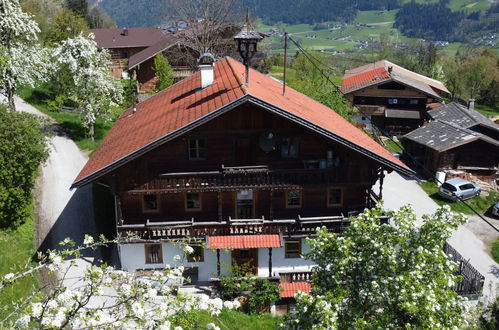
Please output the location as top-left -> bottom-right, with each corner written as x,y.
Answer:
101,103 -> 386,239
403,138 -> 499,175
347,82 -> 438,134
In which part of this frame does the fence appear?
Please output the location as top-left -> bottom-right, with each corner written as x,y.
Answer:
444,243 -> 485,297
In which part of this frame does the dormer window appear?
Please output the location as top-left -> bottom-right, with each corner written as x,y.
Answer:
188,137 -> 207,160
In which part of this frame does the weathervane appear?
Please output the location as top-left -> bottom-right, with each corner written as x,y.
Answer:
233,11 -> 263,87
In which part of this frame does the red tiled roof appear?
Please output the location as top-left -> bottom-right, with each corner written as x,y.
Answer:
72,57 -> 412,188
208,235 -> 282,249
340,59 -> 449,95
279,282 -> 311,298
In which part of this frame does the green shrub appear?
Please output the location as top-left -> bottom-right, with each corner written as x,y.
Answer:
0,105 -> 49,228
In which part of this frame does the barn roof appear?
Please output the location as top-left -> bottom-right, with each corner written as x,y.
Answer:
404,120 -> 499,152
72,57 -> 413,188
428,102 -> 499,132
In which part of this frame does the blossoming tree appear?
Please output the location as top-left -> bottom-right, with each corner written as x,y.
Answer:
53,34 -> 122,139
282,205 -> 468,329
1,235 -> 238,329
0,0 -> 51,109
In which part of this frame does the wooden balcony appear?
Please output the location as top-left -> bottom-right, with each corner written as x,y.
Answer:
117,214 -> 389,240
279,271 -> 312,283
123,165 -> 373,194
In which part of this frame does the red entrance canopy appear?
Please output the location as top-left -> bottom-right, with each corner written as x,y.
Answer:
208,235 -> 281,249
279,282 -> 312,298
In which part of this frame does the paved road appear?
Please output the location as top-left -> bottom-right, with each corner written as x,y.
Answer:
15,96 -> 101,288
375,171 -> 499,302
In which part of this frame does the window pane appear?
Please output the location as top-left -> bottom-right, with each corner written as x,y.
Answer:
328,188 -> 342,206
186,193 -> 201,210
143,194 -> 158,211
188,138 -> 207,160
145,244 -> 162,264
287,190 -> 301,207
285,240 -> 301,258
281,137 -> 299,158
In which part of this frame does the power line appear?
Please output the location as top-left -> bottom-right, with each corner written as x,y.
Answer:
286,36 -> 499,233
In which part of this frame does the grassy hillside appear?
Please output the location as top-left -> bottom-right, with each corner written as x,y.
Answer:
260,10 -> 451,54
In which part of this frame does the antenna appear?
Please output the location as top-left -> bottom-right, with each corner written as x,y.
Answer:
283,32 -> 288,96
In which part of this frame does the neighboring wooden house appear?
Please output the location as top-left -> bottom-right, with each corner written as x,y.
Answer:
340,60 -> 450,134
72,58 -> 412,295
403,102 -> 499,176
91,27 -> 198,92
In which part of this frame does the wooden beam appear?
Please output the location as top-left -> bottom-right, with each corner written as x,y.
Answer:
217,249 -> 221,276
268,248 -> 273,277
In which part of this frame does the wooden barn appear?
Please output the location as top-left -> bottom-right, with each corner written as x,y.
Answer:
403,103 -> 499,176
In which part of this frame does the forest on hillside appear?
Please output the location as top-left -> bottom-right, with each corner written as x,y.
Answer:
98,0 -> 402,28
394,1 -> 499,41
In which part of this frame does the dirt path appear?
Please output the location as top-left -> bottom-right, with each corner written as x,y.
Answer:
15,96 -> 101,287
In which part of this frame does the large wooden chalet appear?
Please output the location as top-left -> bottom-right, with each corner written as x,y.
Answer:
91,27 -> 198,92
72,57 -> 412,288
341,60 -> 450,135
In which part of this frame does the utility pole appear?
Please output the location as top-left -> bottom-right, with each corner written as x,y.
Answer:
283,32 -> 288,96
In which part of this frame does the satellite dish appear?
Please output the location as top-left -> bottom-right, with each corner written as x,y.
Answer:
259,132 -> 276,153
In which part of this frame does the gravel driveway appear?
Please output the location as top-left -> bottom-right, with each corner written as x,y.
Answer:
375,171 -> 499,302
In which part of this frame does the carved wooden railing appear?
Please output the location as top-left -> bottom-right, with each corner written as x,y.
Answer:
121,166 -> 373,193
279,271 -> 313,283
117,215 -> 389,240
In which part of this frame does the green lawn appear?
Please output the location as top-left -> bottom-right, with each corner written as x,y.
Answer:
492,238 -> 499,264
383,137 -> 404,153
0,216 -> 39,321
353,10 -> 398,24
193,309 -> 281,330
475,103 -> 499,118
420,181 -> 499,215
17,85 -> 118,153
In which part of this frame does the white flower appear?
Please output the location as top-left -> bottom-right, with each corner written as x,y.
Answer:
83,235 -> 94,246
131,302 -> 144,319
31,303 -> 42,317
120,283 -> 132,296
14,315 -> 30,328
206,323 -> 220,330
182,245 -> 194,255
232,300 -> 241,309
4,273 -> 15,281
223,301 -> 233,309
173,255 -> 181,262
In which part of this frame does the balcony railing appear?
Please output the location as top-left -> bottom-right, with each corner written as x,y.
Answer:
117,214 -> 389,240
122,165 -> 373,193
279,271 -> 312,283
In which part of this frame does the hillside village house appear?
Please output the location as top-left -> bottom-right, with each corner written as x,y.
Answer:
340,60 -> 450,134
91,27 -> 198,92
403,102 -> 499,177
72,55 -> 413,305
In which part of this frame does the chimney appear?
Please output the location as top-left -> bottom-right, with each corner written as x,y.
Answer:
122,28 -> 128,36
468,99 -> 475,110
388,66 -> 393,74
198,53 -> 216,89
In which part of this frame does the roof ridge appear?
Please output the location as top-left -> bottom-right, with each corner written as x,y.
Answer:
225,57 -> 248,95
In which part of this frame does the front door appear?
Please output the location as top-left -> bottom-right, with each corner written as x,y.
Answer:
232,248 -> 258,275
236,189 -> 254,219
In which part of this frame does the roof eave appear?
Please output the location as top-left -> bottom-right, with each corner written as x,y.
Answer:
128,41 -> 180,69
